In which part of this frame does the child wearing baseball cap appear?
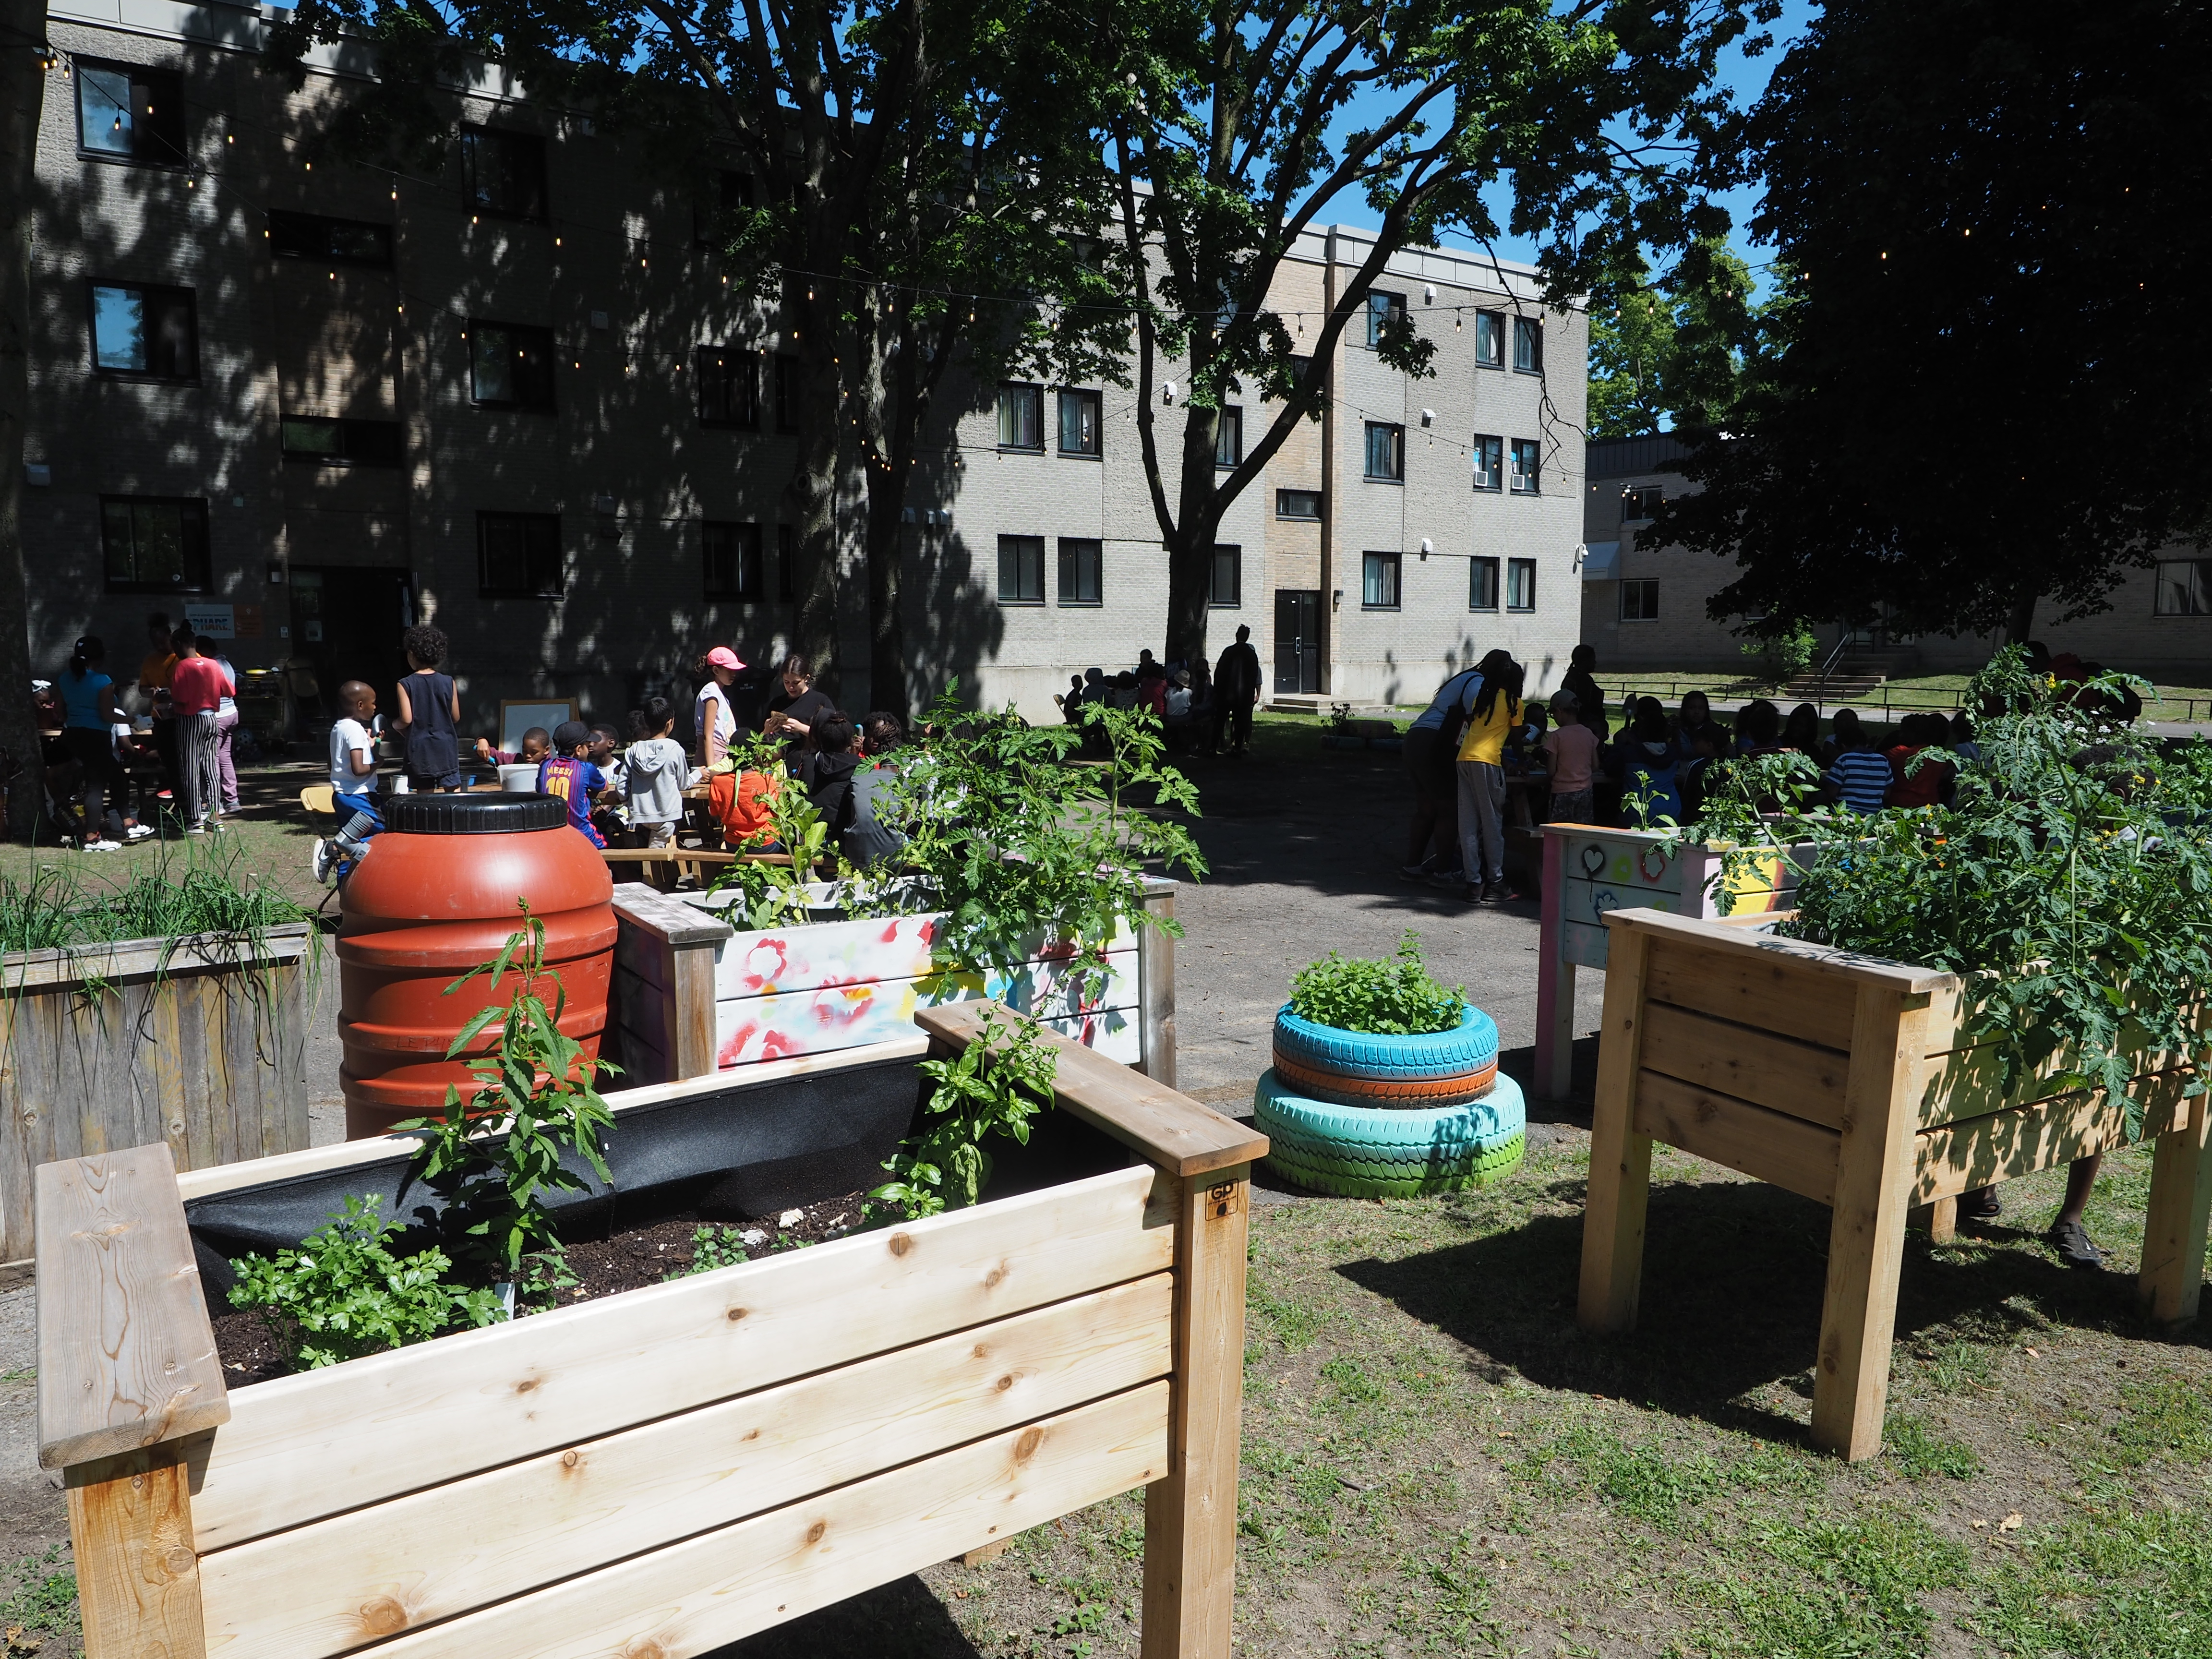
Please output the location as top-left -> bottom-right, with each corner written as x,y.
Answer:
694,646 -> 746,769
538,720 -> 616,847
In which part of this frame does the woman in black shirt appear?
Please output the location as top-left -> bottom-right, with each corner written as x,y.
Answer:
764,654 -> 836,785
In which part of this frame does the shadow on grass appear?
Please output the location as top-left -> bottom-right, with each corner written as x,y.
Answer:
1338,1174 -> 2190,1446
704,1575 -> 983,1659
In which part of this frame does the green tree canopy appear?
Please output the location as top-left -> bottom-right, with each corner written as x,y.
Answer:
1586,237 -> 1761,438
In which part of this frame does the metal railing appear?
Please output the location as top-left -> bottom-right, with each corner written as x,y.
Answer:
1596,679 -> 2212,725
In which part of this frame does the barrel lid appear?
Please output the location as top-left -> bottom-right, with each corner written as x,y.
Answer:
385,792 -> 567,834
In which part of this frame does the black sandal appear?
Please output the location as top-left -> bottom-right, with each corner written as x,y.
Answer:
1958,1187 -> 2002,1223
2047,1218 -> 2106,1270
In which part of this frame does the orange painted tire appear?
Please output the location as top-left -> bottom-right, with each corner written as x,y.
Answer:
1271,1051 -> 1495,1108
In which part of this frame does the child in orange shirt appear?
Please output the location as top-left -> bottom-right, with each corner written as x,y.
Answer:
708,763 -> 782,851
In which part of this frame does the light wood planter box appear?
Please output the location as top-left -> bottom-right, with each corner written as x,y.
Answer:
611,876 -> 1179,1088
1,924 -> 311,1265
1534,826 -> 1801,1100
36,1003 -> 1264,1659
1578,908 -> 2212,1460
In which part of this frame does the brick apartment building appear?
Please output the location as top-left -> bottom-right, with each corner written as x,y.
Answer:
27,0 -> 1588,739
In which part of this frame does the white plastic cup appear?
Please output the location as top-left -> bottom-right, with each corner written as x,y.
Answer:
391,775 -> 411,795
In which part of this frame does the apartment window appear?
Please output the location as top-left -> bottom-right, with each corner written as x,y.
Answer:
1275,489 -> 1323,521
462,126 -> 548,221
695,170 -> 753,247
1474,310 -> 1504,368
1209,545 -> 1242,608
1214,406 -> 1243,469
100,496 -> 208,592
1619,578 -> 1660,622
1513,315 -> 1543,374
2156,561 -> 2212,616
90,283 -> 197,380
1469,556 -> 1500,612
478,512 -> 564,597
266,211 -> 393,267
1058,389 -> 1101,457
75,60 -> 184,164
1506,557 -> 1536,612
1510,438 -> 1541,494
697,347 -> 759,428
998,383 -> 1043,450
1058,538 -> 1103,606
1621,484 -> 1664,523
997,535 -> 1045,604
280,416 -> 403,468
468,321 -> 556,410
1364,422 -> 1404,482
1365,290 -> 1405,348
778,524 -> 796,600
703,520 -> 765,600
1472,434 -> 1503,493
1361,552 -> 1401,611
774,355 -> 800,433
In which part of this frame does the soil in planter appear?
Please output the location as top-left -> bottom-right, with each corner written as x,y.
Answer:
210,1189 -> 866,1387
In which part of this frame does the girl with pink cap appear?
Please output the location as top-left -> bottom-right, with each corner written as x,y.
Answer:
694,646 -> 745,768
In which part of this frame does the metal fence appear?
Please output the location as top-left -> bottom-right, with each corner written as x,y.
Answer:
1597,680 -> 2212,725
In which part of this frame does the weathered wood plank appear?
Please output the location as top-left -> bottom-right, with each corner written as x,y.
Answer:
916,1003 -> 1265,1178
67,1442 -> 207,1659
1643,934 -> 1862,1052
190,1161 -> 1170,1550
351,1384 -> 1170,1659
1911,1070 -> 2195,1203
1639,1000 -> 1849,1130
1579,924 -> 1656,1334
200,1274 -> 1175,1659
36,1144 -> 229,1470
0,925 -> 312,993
2139,1094 -> 2212,1326
1613,907 -> 1952,993
1136,883 -> 1177,1088
1632,1069 -> 1841,1207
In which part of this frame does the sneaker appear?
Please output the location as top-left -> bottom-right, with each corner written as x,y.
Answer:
312,838 -> 337,885
1425,868 -> 1467,890
1487,883 -> 1525,903
125,824 -> 154,841
1400,863 -> 1430,882
2046,1218 -> 2106,1270
81,838 -> 120,852
186,824 -> 207,836
1957,1186 -> 2002,1222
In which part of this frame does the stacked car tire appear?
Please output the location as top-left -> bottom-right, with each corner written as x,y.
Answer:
1255,1001 -> 1525,1197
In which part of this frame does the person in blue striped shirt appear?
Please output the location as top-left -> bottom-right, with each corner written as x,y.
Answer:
1823,709 -> 1892,814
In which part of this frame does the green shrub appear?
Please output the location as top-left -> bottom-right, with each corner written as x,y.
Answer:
1289,931 -> 1464,1035
228,1194 -> 504,1369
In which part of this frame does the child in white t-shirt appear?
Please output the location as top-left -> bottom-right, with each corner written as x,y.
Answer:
315,681 -> 383,885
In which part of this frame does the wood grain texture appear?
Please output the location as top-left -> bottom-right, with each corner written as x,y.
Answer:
67,1442 -> 207,1659
1579,926 -> 1655,1334
190,1161 -> 1170,1550
1642,934 -> 1862,1053
1632,1071 -> 1842,1206
199,1274 -> 1174,1659
1137,883 -> 1178,1089
916,1002 -> 1266,1177
353,1384 -> 1170,1659
36,1144 -> 229,1470
1142,1168 -> 1250,1659
2139,1095 -> 2212,1326
610,885 -> 735,949
671,940 -> 719,1080
1639,1001 -> 1849,1130
1911,1071 -> 2194,1203
1610,907 -> 1952,993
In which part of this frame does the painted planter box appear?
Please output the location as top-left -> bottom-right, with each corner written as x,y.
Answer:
1534,825 -> 1803,1099
36,1006 -> 1265,1659
610,878 -> 1178,1087
0,924 -> 311,1266
1578,908 -> 2212,1461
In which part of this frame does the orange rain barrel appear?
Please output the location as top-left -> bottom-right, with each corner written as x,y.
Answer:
337,792 -> 616,1138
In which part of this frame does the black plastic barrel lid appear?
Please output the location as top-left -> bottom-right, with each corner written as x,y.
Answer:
385,791 -> 566,834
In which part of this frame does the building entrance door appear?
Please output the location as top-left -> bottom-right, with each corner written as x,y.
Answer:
289,566 -> 415,715
1274,589 -> 1323,693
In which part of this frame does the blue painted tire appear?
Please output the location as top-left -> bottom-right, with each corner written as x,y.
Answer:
1254,1070 -> 1526,1197
1272,1001 -> 1498,1081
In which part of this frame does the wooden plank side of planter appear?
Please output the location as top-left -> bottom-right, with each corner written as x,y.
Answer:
1638,1001 -> 1850,1131
68,1442 -> 208,1659
189,1161 -> 1172,1550
198,1274 -> 1174,1659
1643,936 -> 1864,1052
36,1143 -> 229,1470
1632,1070 -> 1841,1206
0,926 -> 312,994
1911,1070 -> 2196,1203
354,1382 -> 1171,1659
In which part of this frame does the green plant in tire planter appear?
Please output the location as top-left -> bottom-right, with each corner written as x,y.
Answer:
1289,931 -> 1464,1034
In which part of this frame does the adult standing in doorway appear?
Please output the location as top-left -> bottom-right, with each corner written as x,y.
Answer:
1214,625 -> 1262,755
133,612 -> 178,799
393,624 -> 463,791
1455,649 -> 1525,903
765,653 -> 836,786
694,646 -> 745,768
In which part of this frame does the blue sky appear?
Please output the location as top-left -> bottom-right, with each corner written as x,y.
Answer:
1311,0 -> 1819,282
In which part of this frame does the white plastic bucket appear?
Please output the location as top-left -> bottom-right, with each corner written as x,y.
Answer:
499,764 -> 540,793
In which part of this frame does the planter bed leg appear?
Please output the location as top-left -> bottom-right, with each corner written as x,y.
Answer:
67,1442 -> 207,1659
2139,1096 -> 2212,1328
1142,1165 -> 1249,1659
1911,1197 -> 1957,1244
1578,927 -> 1652,1333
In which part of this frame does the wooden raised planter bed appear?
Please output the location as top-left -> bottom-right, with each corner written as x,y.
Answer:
610,877 -> 1178,1086
1578,907 -> 2212,1460
37,1003 -> 1264,1659
1,923 -> 311,1266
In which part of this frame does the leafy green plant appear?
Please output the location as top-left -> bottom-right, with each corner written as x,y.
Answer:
227,1194 -> 503,1368
869,1004 -> 1058,1220
701,728 -> 838,928
1738,618 -> 1817,685
665,1223 -> 755,1279
395,903 -> 617,1288
1289,930 -> 1464,1035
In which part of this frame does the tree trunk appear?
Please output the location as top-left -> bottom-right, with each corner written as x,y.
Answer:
0,15 -> 43,842
864,446 -> 904,721
784,295 -> 846,692
1160,404 -> 1222,669
2006,589 -> 2037,649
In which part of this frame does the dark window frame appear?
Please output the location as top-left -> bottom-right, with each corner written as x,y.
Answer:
1469,555 -> 1500,612
1473,310 -> 1505,369
1620,483 -> 1664,523
1214,405 -> 1243,469
1365,289 -> 1407,348
1506,556 -> 1537,613
694,169 -> 754,249
1510,437 -> 1542,494
2155,560 -> 2212,617
1472,434 -> 1503,493
703,519 -> 766,600
280,415 -> 404,469
696,346 -> 761,429
1209,544 -> 1242,609
461,124 -> 549,222
100,494 -> 210,593
773,356 -> 800,434
1360,550 -> 1402,611
266,210 -> 394,268
1363,421 -> 1405,483
477,511 -> 565,598
467,318 -> 558,412
997,382 -> 1045,452
1057,388 -> 1102,457
997,534 -> 1046,604
89,280 -> 198,382
1513,314 -> 1544,374
1619,577 -> 1660,622
1275,488 -> 1323,521
73,57 -> 186,167
1057,537 -> 1103,606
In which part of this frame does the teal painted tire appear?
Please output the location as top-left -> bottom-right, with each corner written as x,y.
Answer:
1253,1069 -> 1527,1197
1273,1001 -> 1499,1081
